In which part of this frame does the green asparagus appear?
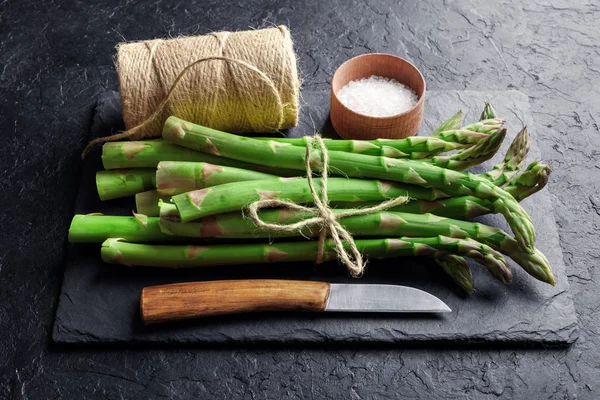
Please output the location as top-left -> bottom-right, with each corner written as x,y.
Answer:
101,236 -> 509,280
163,117 -> 535,252
158,205 -> 551,284
69,214 -> 168,243
333,160 -> 551,219
171,177 -> 440,223
432,110 -> 463,136
96,169 -> 156,201
101,140 -> 298,176
156,161 -> 277,196
253,136 -> 471,158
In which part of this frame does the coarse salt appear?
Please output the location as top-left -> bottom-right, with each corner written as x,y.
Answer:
336,75 -> 418,117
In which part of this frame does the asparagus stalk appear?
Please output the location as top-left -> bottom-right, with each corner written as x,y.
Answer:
101,140 -> 298,176
158,205 -> 552,284
253,136 -> 470,158
96,169 -> 156,201
156,162 -> 277,196
171,177 -> 444,223
164,117 -> 535,251
69,214 -> 169,243
434,254 -> 475,293
135,190 -> 170,216
142,131 -> 531,218
140,130 -> 531,217
70,204 -> 553,283
101,236 -> 509,279
333,160 -> 551,219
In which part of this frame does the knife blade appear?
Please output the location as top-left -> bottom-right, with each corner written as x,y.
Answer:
140,280 -> 451,324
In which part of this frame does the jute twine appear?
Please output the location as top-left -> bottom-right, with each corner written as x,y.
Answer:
82,26 -> 300,157
247,136 -> 410,277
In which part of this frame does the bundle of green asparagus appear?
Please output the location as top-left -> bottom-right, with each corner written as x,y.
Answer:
72,102 -> 554,293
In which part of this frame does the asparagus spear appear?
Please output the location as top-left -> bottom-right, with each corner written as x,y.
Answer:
171,177 -> 443,223
140,129 -> 529,217
253,136 -> 470,158
70,203 -> 552,283
101,236 -> 509,279
101,140 -> 298,176
333,160 -> 551,219
434,254 -> 475,293
254,112 -> 503,159
164,117 -> 535,252
69,214 -> 168,243
97,162 -> 279,201
329,129 -> 538,220
96,169 -> 156,201
158,205 -> 551,284
156,162 -> 277,196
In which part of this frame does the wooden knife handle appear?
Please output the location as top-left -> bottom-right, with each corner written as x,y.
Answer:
140,280 -> 330,324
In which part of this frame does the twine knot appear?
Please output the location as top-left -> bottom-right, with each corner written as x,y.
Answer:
247,136 -> 409,277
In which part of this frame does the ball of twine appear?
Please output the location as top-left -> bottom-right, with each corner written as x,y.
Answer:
83,26 -> 300,157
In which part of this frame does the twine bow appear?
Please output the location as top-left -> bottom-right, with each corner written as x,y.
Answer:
247,136 -> 410,277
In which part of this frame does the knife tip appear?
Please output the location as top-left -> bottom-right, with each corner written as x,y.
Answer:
439,304 -> 452,313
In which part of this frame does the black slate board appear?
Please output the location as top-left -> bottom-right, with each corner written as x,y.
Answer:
53,90 -> 578,345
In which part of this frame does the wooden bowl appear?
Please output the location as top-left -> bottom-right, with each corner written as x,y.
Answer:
330,53 -> 426,140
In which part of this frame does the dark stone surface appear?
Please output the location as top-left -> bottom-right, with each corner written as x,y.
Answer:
2,0 -> 599,398
53,90 -> 578,345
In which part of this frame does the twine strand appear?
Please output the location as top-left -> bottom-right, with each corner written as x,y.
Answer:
247,136 -> 410,277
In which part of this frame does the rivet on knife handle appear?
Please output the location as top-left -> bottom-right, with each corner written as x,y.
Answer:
140,280 -> 330,324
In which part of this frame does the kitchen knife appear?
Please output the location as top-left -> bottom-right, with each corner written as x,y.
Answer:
141,280 -> 451,324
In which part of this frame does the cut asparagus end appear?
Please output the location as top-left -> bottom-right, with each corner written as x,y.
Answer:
135,190 -> 169,217
96,168 -> 157,201
101,238 -> 128,265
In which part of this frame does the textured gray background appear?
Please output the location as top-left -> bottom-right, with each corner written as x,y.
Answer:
53,90 -> 578,345
1,0 -> 599,398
